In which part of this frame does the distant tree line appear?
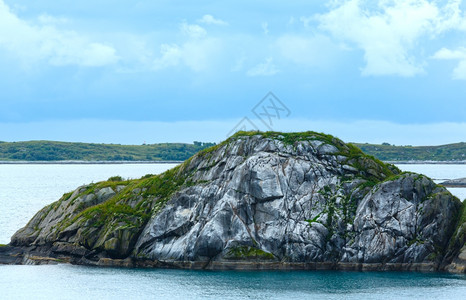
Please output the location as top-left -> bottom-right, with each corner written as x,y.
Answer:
0,141 -> 216,161
354,142 -> 466,161
0,140 -> 464,162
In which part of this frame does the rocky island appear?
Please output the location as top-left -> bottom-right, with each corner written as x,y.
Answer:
1,131 -> 465,273
441,178 -> 466,188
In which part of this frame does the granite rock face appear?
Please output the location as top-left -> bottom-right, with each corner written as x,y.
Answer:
5,132 -> 465,271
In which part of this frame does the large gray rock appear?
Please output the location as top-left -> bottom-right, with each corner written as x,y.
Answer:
134,138 -> 461,268
4,132 -> 465,271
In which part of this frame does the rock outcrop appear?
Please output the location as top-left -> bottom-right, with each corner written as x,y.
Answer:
441,177 -> 466,187
2,131 -> 465,272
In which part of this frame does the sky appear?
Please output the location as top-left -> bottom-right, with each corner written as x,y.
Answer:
0,0 -> 465,145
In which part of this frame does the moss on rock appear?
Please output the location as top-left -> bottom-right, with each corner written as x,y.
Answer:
225,246 -> 275,260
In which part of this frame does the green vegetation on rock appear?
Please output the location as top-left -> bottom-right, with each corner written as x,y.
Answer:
447,201 -> 466,255
225,246 -> 275,260
227,130 -> 339,145
228,131 -> 399,181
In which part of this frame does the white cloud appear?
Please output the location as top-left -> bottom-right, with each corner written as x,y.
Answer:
231,55 -> 246,72
153,44 -> 182,70
432,47 -> 466,79
198,14 -> 228,26
452,60 -> 466,79
153,39 -> 221,72
47,40 -> 118,67
431,0 -> 466,33
153,21 -> 221,72
261,22 -> 269,35
316,0 -> 464,77
276,34 -> 338,67
0,0 -> 119,67
180,22 -> 207,39
37,14 -> 68,25
247,58 -> 279,76
299,16 -> 313,29
432,47 -> 466,60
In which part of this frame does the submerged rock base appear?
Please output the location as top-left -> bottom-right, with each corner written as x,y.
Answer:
0,245 -> 445,273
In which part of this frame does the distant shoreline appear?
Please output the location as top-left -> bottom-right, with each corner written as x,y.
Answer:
0,160 -> 183,165
388,161 -> 466,164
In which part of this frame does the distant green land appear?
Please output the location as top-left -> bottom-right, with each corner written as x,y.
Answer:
0,140 -> 215,161
0,139 -> 464,162
354,142 -> 466,162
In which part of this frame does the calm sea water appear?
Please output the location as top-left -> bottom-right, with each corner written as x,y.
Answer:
0,265 -> 465,300
0,163 -> 465,299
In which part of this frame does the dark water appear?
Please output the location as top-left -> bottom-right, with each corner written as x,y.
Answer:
0,265 -> 464,299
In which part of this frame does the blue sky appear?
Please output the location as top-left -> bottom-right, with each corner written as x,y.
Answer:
0,0 -> 465,145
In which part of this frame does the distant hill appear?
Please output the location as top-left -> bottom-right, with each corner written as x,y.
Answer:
354,142 -> 466,162
0,141 -> 215,161
0,140 -> 464,162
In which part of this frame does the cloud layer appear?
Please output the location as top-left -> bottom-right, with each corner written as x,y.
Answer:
0,0 -> 465,136
317,0 -> 466,77
1,0 -> 466,78
432,47 -> 466,79
0,1 -> 119,67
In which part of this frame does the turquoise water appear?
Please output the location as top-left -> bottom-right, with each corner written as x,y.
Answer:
0,265 -> 465,299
